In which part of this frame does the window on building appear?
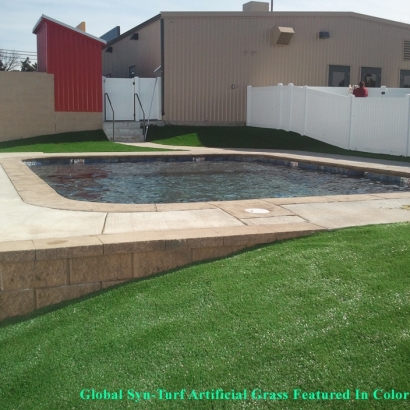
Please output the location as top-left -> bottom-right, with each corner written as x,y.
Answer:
328,65 -> 350,87
129,65 -> 136,78
400,70 -> 410,88
361,67 -> 381,87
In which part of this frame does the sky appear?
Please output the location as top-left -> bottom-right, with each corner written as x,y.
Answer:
2,0 -> 410,62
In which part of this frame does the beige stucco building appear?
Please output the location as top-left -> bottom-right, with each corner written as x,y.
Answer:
102,2 -> 410,125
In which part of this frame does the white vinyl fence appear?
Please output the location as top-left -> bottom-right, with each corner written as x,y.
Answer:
103,77 -> 161,121
247,84 -> 410,157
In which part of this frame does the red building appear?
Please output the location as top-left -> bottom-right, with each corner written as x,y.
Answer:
33,15 -> 106,112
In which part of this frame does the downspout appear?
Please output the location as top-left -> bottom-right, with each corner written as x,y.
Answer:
160,17 -> 165,118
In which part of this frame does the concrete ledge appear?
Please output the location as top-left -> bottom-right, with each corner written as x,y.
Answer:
0,223 -> 325,321
0,241 -> 36,263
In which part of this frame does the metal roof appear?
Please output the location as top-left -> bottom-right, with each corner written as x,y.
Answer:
33,14 -> 106,44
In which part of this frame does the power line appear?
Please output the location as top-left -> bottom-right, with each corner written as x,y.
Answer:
1,48 -> 37,54
1,53 -> 37,58
0,49 -> 37,60
0,51 -> 37,65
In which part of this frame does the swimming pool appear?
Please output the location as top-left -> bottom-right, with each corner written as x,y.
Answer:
26,155 -> 410,204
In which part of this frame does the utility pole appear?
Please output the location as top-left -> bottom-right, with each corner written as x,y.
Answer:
271,0 -> 273,11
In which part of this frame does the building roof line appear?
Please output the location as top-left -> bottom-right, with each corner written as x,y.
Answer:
159,10 -> 410,29
33,14 -> 107,44
104,14 -> 161,47
103,10 -> 410,48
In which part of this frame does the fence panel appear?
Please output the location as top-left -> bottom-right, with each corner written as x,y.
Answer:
246,84 -> 410,156
134,77 -> 161,120
280,85 -> 291,131
103,77 -> 161,121
289,86 -> 306,135
247,86 -> 281,128
304,89 -> 351,149
103,78 -> 134,121
351,98 -> 408,155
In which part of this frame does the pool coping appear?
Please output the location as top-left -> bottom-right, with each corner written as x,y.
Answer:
2,147 -> 410,321
3,149 -> 410,212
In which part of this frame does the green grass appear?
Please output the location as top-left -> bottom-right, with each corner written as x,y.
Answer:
1,223 -> 410,409
2,127 -> 410,164
0,130 -> 169,153
147,125 -> 410,163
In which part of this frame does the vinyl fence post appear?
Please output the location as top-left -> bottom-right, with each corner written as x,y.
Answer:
134,76 -> 139,121
302,86 -> 308,136
348,94 -> 355,150
278,83 -> 283,129
288,83 -> 294,132
246,85 -> 252,126
406,94 -> 410,157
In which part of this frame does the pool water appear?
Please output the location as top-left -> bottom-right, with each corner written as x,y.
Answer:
28,157 -> 410,204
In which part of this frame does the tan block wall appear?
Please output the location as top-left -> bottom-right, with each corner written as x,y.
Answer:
0,72 -> 103,143
54,112 -> 103,134
0,72 -> 55,142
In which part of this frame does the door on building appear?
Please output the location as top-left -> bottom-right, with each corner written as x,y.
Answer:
328,65 -> 350,87
400,70 -> 410,88
361,67 -> 381,87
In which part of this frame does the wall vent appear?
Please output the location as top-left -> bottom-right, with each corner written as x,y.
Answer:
270,26 -> 295,46
404,40 -> 410,60
130,33 -> 139,40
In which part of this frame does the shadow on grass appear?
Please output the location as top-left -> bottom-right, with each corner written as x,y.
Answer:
0,130 -> 170,153
147,125 -> 410,163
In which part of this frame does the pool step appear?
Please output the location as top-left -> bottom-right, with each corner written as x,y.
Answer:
103,121 -> 165,143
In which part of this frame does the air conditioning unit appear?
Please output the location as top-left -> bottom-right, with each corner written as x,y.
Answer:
270,26 -> 295,46
243,2 -> 269,12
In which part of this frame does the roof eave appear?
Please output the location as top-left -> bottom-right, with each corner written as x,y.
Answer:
33,14 -> 107,45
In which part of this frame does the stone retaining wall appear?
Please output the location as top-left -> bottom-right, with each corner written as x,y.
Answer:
0,224 -> 323,321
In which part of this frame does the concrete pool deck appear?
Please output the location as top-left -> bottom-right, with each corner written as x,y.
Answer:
1,144 -> 410,320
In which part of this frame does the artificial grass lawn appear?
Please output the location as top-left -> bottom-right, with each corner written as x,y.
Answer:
2,127 -> 410,165
147,125 -> 410,164
1,224 -> 410,409
0,130 -> 169,153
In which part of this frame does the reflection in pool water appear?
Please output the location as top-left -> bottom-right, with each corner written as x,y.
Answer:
27,157 -> 410,204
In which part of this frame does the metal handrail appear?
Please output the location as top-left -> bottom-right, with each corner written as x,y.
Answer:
134,93 -> 147,141
147,76 -> 159,129
146,67 -> 162,138
104,93 -> 115,142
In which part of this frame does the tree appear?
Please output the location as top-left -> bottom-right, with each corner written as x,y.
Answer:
0,49 -> 20,71
21,57 -> 37,72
